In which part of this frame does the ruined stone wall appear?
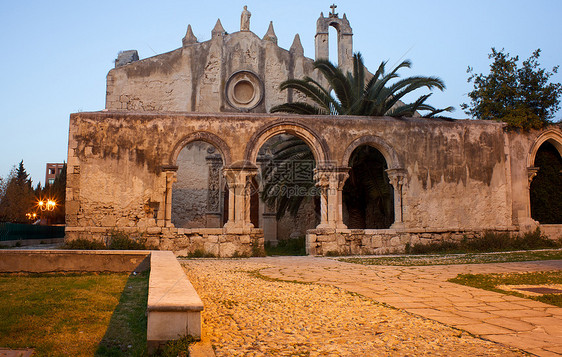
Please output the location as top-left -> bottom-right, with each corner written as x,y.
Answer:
66,111 -> 560,254
105,31 -> 316,114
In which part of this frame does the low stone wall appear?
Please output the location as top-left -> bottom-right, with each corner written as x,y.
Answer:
159,228 -> 264,257
66,226 -> 265,258
0,250 -> 150,273
147,251 -> 203,352
540,224 -> 562,240
306,228 -> 519,256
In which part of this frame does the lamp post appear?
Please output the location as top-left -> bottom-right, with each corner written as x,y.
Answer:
37,199 -> 57,225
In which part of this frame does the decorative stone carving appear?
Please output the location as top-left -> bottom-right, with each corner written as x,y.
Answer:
527,166 -> 539,188
240,6 -> 251,31
225,70 -> 264,111
205,153 -> 223,213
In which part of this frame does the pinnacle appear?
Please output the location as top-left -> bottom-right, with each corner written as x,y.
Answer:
212,19 -> 226,37
290,34 -> 304,55
263,21 -> 278,44
182,24 -> 197,46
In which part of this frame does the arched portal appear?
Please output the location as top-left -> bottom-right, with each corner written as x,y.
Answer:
343,145 -> 394,229
530,140 -> 562,223
257,133 -> 320,246
171,141 -> 225,228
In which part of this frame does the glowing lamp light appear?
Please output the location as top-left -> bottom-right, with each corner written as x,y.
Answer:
26,212 -> 38,220
38,199 -> 57,211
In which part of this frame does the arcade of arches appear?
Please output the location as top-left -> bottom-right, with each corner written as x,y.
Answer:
65,111 -> 562,256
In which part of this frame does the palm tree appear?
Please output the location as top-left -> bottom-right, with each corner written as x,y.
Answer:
270,53 -> 453,117
264,53 -> 453,224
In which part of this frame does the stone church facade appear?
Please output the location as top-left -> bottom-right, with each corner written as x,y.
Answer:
65,7 -> 562,256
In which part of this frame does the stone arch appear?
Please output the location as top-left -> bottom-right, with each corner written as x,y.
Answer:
528,129 -> 562,167
528,129 -> 562,224
169,131 -> 232,167
341,135 -> 401,169
244,120 -> 331,164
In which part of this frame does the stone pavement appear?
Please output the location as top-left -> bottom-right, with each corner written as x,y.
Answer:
257,257 -> 562,357
184,259 -> 524,356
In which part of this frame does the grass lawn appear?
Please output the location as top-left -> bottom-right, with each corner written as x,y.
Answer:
449,271 -> 562,307
0,272 -> 149,357
339,249 -> 562,266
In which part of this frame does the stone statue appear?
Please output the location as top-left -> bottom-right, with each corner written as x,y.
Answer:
241,6 -> 251,31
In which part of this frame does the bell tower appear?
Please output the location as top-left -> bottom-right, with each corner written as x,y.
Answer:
315,4 -> 353,73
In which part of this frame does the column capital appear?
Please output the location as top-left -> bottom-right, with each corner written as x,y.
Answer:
385,168 -> 407,187
527,166 -> 539,188
161,165 -> 178,172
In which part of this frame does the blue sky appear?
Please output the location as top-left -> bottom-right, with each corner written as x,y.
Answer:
1,0 -> 561,185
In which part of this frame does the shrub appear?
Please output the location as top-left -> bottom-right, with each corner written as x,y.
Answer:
153,335 -> 195,357
62,238 -> 106,250
186,249 -> 216,258
105,231 -> 154,250
61,231 -> 155,250
406,228 -> 560,255
265,236 -> 306,256
251,237 -> 266,257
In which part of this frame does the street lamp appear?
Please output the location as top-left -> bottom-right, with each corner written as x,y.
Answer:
38,199 -> 56,211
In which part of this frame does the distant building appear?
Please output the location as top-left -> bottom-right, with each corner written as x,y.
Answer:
45,163 -> 65,185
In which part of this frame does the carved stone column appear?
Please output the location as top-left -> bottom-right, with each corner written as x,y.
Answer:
205,150 -> 223,228
386,168 -> 407,229
335,169 -> 350,229
314,167 -> 349,229
223,165 -> 258,231
161,165 -> 178,228
522,166 -> 540,230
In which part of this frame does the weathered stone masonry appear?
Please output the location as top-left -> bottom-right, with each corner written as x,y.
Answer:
65,110 -> 562,255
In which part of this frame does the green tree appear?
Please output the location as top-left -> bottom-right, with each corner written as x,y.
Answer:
264,53 -> 452,222
0,161 -> 35,223
461,48 -> 562,130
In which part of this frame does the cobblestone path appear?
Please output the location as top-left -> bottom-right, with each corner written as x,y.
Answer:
182,258 -> 533,356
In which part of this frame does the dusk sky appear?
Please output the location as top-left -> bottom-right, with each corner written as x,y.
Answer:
1,0 -> 561,185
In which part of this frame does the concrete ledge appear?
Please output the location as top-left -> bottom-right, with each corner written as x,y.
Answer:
0,250 -> 150,273
147,251 -> 204,353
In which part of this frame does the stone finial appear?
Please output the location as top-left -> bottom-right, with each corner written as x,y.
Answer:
263,22 -> 277,44
115,50 -> 139,68
320,12 -> 324,18
343,13 -> 347,20
290,34 -> 304,55
241,5 -> 251,31
212,19 -> 226,37
182,25 -> 197,46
